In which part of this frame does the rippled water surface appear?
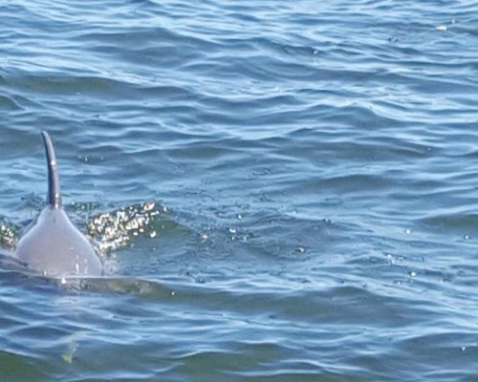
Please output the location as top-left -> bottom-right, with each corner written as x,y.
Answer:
1,0 -> 478,381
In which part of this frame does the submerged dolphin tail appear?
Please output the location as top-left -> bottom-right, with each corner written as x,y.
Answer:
41,131 -> 62,209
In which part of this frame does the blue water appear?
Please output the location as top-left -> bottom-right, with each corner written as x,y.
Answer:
1,0 -> 478,381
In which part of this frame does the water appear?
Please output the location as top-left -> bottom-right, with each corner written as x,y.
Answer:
1,0 -> 478,380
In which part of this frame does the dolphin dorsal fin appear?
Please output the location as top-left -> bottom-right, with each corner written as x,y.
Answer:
41,131 -> 62,209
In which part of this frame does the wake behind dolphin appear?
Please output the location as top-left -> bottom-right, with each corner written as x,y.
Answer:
15,132 -> 103,277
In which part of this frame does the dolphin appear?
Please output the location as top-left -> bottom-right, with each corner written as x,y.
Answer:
15,131 -> 103,277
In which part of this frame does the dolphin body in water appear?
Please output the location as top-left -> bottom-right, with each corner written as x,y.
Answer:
15,131 -> 103,277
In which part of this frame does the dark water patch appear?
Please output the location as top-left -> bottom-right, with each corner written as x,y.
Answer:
7,74 -> 136,99
419,213 -> 478,236
0,94 -> 21,112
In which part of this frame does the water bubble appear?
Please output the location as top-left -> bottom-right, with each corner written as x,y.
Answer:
410,271 -> 417,277
405,229 -> 412,235
386,254 -> 395,265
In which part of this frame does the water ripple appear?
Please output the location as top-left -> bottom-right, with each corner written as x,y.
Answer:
2,0 -> 478,380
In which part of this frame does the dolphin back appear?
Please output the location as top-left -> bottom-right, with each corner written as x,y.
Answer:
41,131 -> 62,208
15,131 -> 103,277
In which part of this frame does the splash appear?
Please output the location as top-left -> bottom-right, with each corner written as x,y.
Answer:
87,202 -> 167,255
0,218 -> 17,248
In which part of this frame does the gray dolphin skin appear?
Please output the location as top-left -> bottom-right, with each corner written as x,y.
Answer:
15,131 -> 103,277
